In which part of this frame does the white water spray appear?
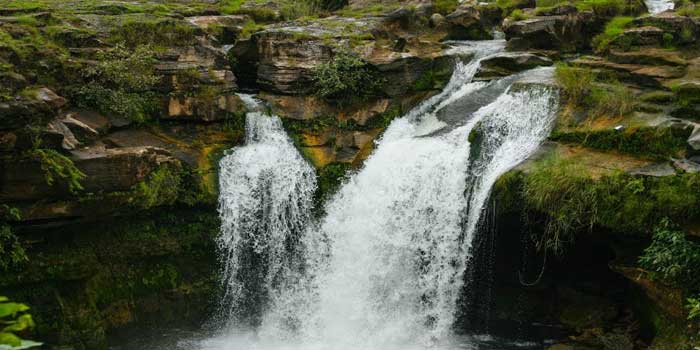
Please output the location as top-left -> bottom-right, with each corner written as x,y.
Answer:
216,95 -> 317,327
644,0 -> 674,14
209,42 -> 560,350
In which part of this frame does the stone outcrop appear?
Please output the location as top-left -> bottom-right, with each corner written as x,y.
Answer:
504,11 -> 598,52
476,52 -> 553,79
444,6 -> 493,40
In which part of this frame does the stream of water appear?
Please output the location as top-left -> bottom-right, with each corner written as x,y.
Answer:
113,40 -> 561,350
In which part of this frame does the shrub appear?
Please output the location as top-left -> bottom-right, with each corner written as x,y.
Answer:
71,44 -> 160,123
639,221 -> 700,291
0,296 -> 40,349
0,205 -> 26,271
28,148 -> 86,193
312,51 -> 384,102
555,63 -> 596,106
688,296 -> 700,321
592,16 -> 634,52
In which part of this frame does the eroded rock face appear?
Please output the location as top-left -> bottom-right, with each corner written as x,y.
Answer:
504,12 -> 598,52
0,146 -> 178,202
445,6 -> 493,40
631,12 -> 698,45
476,52 -> 552,79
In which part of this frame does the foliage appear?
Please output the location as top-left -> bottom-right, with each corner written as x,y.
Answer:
0,296 -> 40,349
70,44 -> 159,123
551,126 -> 691,159
592,16 -> 634,52
108,19 -> 196,47
313,51 -> 384,102
433,0 -> 460,14
27,149 -> 86,193
0,206 -> 26,271
522,157 -> 597,254
555,63 -> 636,119
639,221 -> 700,291
509,9 -> 529,20
688,296 -> 700,321
575,0 -> 635,16
555,63 -> 596,107
519,156 -> 700,254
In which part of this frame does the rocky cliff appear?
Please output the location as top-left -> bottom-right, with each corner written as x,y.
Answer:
2,0 -> 700,349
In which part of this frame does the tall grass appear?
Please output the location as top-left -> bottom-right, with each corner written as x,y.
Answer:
591,16 -> 634,52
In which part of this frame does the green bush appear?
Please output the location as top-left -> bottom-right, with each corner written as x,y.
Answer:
555,63 -> 596,106
0,296 -> 40,349
28,148 -> 86,193
313,51 -> 384,102
639,221 -> 700,291
592,16 -> 634,52
0,205 -> 26,271
70,44 -> 160,123
688,296 -> 700,321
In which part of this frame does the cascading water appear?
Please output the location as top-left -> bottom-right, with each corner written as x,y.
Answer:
203,42 -> 560,350
644,0 -> 674,14
216,95 -> 317,329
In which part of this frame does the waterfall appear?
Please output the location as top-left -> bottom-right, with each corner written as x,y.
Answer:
216,95 -> 317,328
209,42 -> 560,350
644,0 -> 674,14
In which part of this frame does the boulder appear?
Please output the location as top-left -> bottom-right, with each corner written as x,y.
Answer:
689,125 -> 700,152
0,91 -> 62,130
504,12 -> 598,52
631,12 -> 697,45
571,57 -> 682,88
186,15 -> 251,45
476,52 -> 552,79
165,93 -> 246,122
253,29 -> 334,95
610,26 -> 666,49
444,6 -> 492,40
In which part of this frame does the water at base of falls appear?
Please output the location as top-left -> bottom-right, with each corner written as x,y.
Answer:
115,41 -> 561,350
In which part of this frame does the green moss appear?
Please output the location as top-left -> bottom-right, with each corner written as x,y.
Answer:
433,0 -> 460,14
550,126 -> 691,160
108,19 -> 197,47
313,51 -> 385,103
314,162 -> 351,211
511,155 -> 700,254
592,16 -> 634,52
130,165 -> 183,210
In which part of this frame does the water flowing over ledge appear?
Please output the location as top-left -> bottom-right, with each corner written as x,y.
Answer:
209,41 -> 561,350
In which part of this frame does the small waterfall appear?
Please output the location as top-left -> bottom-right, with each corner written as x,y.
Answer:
644,0 -> 674,14
209,42 -> 559,350
216,95 -> 317,328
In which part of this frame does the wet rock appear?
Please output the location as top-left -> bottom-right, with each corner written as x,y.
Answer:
504,12 -> 598,52
46,119 -> 80,150
476,52 -> 552,79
